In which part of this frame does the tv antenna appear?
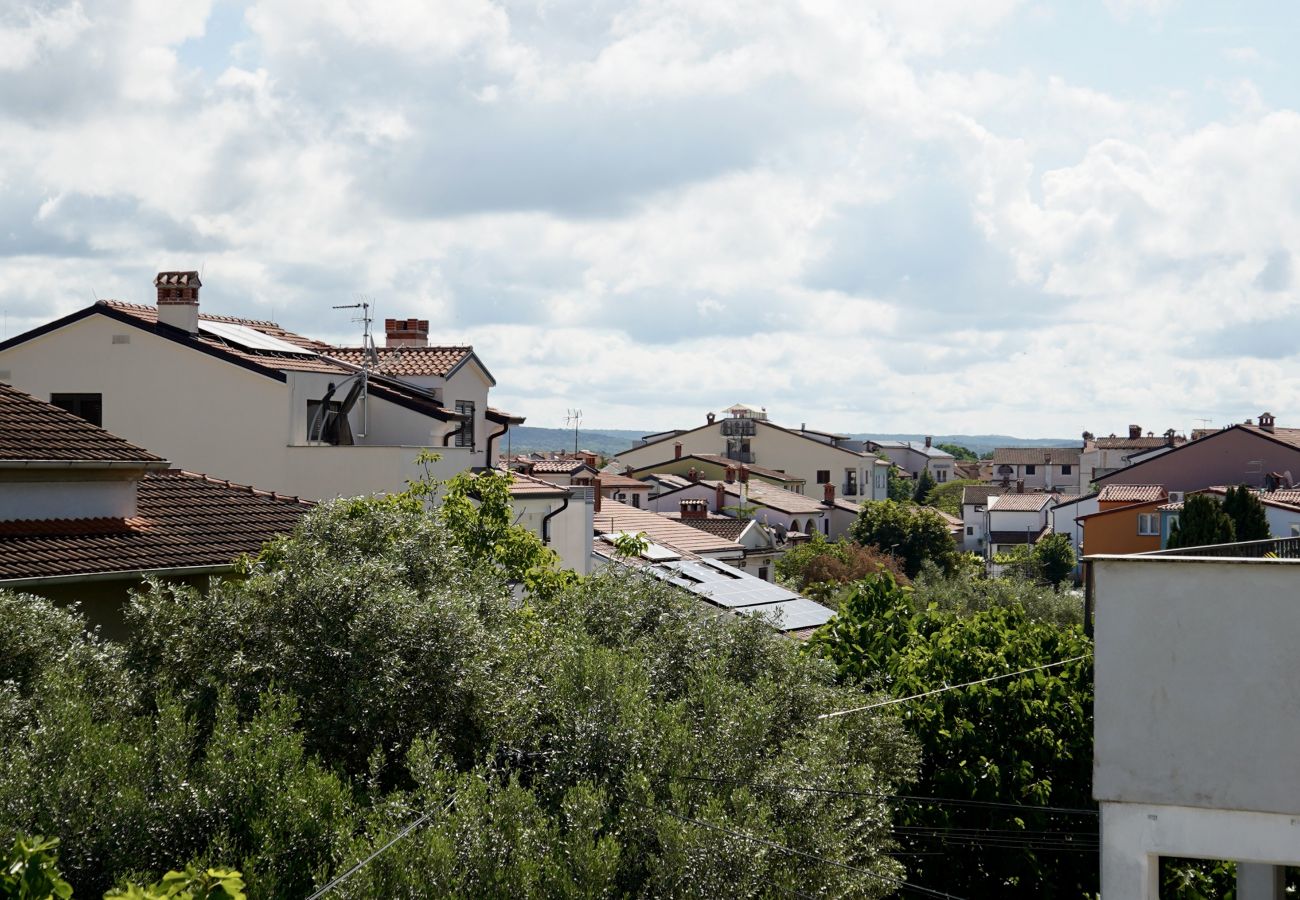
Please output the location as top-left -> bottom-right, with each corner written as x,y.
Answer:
331,299 -> 377,437
565,408 -> 582,455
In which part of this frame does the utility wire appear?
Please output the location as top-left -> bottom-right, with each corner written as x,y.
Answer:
305,797 -> 454,900
628,798 -> 968,900
666,774 -> 1099,817
816,655 -> 1090,720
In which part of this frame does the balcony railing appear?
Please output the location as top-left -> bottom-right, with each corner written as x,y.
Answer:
1139,536 -> 1300,559
720,419 -> 757,437
726,450 -> 756,463
842,483 -> 859,497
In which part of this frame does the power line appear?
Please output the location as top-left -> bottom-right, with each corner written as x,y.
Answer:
816,655 -> 1090,720
305,797 -> 453,900
666,774 -> 1099,817
628,799 -> 968,900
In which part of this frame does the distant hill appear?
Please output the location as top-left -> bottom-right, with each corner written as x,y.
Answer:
505,426 -> 1078,459
854,434 -> 1081,457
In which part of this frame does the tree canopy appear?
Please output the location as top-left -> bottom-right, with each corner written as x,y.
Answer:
1221,485 -> 1270,542
851,500 -> 957,578
936,442 -> 978,461
1167,493 -> 1235,549
922,478 -> 981,516
912,469 -> 936,503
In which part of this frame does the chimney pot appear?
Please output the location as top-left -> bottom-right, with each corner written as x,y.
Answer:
1016,479 -> 1025,494
154,271 -> 201,334
739,466 -> 749,484
1260,412 -> 1276,433
823,483 -> 835,505
674,441 -> 683,459
1129,424 -> 1141,439
593,478 -> 602,513
715,482 -> 726,513
385,316 -> 430,348
707,411 -> 716,424
925,436 -> 932,448
725,466 -> 736,484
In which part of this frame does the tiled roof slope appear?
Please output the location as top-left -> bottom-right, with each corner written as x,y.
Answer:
0,470 -> 313,581
328,346 -> 472,377
961,485 -> 1005,506
989,493 -> 1058,512
705,479 -> 829,515
1094,436 -> 1179,450
506,471 -> 571,497
595,499 -> 743,557
530,459 -> 594,475
101,301 -> 344,374
0,383 -> 165,464
684,455 -> 805,483
674,517 -> 750,541
990,447 -> 1082,465
1240,424 -> 1300,450
1098,484 -> 1166,503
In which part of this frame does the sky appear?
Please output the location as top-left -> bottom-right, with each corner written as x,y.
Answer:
2,0 -> 1299,437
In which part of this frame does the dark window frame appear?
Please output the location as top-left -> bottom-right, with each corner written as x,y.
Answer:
51,393 -> 103,427
455,400 -> 476,448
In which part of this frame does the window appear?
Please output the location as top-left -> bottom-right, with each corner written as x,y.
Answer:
936,468 -> 947,483
1290,523 -> 1300,537
844,469 -> 858,496
632,493 -> 641,509
51,393 -> 102,427
455,400 -> 475,448
816,470 -> 831,484
758,565 -> 770,582
1025,464 -> 1037,475
307,400 -> 353,445
1138,513 -> 1159,536
1062,464 -> 1073,475
997,465 -> 1014,476
966,526 -> 974,535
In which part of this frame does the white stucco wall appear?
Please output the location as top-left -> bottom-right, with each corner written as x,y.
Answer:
1092,556 -> 1300,815
0,477 -> 138,520
511,489 -> 593,575
1050,495 -> 1099,561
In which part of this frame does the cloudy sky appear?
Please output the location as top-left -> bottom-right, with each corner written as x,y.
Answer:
3,0 -> 1298,437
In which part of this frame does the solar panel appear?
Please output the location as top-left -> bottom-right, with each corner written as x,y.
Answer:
736,599 -> 835,631
199,320 -> 315,356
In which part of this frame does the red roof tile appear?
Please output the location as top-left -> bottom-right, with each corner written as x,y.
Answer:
328,346 -> 472,378
1098,484 -> 1166,503
0,383 -> 166,464
595,499 -> 743,556
0,470 -> 313,582
988,493 -> 1058,512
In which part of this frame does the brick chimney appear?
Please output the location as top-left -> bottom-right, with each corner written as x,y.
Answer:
738,466 -> 749,484
674,441 -> 683,459
925,436 -> 932,448
823,483 -> 835,505
715,482 -> 726,513
687,467 -> 699,482
155,271 -> 201,334
1260,412 -> 1276,433
1016,479 -> 1025,494
1128,424 -> 1141,439
725,466 -> 736,484
384,317 -> 430,348
680,499 -> 708,520
593,477 -> 602,513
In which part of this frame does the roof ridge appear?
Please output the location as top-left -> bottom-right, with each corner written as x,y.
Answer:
170,469 -> 313,506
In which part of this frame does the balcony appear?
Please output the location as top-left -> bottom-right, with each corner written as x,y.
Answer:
1139,535 -> 1300,559
842,482 -> 859,497
725,450 -> 756,463
720,418 -> 756,437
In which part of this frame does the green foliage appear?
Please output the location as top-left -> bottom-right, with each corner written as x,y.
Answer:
1033,534 -> 1077,588
912,469 -> 936,503
912,563 -> 1083,628
106,866 -> 246,900
774,534 -> 908,601
886,467 -> 914,502
0,493 -> 919,899
1221,485 -> 1270,542
609,530 -> 650,559
1,835 -> 72,900
922,478 -> 981,516
936,442 -> 978,461
851,500 -> 956,578
1167,493 -> 1236,549
808,573 -> 1095,898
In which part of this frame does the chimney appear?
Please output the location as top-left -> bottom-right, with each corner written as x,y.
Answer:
1260,412 -> 1276,433
1128,424 -> 1141,439
738,466 -> 749,484
1164,428 -> 1177,446
725,466 -> 736,484
715,482 -> 726,513
674,441 -> 683,459
1016,479 -> 1025,494
155,271 -> 201,334
707,412 -> 716,424
680,499 -> 708,520
925,436 -> 932,448
384,317 -> 430,348
592,477 -> 602,513
823,483 -> 835,505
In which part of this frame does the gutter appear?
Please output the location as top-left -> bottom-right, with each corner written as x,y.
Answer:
0,459 -> 169,470
541,494 -> 570,545
487,420 -> 509,459
0,563 -> 235,589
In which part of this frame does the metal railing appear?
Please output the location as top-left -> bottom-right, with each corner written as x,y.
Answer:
720,418 -> 756,436
1140,536 -> 1300,559
725,450 -> 756,463
842,483 -> 859,497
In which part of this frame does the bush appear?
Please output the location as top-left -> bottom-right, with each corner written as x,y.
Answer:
851,501 -> 956,578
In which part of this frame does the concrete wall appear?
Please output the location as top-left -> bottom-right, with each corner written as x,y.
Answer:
0,474 -> 138,520
511,490 -> 593,575
1049,495 -> 1099,564
1093,556 -> 1300,815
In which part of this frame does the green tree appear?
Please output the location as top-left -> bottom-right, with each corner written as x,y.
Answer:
774,533 -> 907,602
922,478 -> 981,516
808,574 -> 1096,899
1032,533 -> 1077,588
1167,493 -> 1235,549
851,500 -> 956,578
1222,485 -> 1270,542
887,467 -> 914,502
1,835 -> 72,900
936,442 -> 978,461
912,469 -> 936,503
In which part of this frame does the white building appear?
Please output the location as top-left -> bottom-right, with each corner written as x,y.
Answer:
647,476 -> 840,539
506,472 -> 593,575
984,492 -> 1057,559
0,272 -> 523,501
960,485 -> 1003,554
1049,492 -> 1100,570
988,447 -> 1086,494
864,438 -> 956,484
1092,546 -> 1300,899
614,405 -> 889,501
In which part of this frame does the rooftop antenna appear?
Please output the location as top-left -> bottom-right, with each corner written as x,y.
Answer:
333,299 -> 376,436
565,408 -> 582,456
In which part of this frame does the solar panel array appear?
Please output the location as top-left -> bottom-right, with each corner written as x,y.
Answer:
646,557 -> 832,632
199,320 -> 317,356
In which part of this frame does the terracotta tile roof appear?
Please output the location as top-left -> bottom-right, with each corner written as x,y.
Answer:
1240,424 -> 1300,450
598,474 -> 650,490
530,458 -> 595,475
673,517 -> 751,542
101,300 -> 345,375
0,469 -> 313,582
594,499 -> 743,557
327,346 -> 472,378
1262,489 -> 1300,506
961,485 -> 1005,506
831,497 -> 861,514
930,508 -> 964,528
1098,484 -> 1166,503
0,383 -> 166,464
700,480 -> 829,515
1052,493 -> 1089,506
684,455 -> 805,483
506,471 -> 571,497
990,447 -> 1082,465
988,493 -> 1058,512
1094,436 -> 1181,450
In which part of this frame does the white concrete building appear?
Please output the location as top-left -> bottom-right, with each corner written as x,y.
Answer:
984,492 -> 1057,559
506,472 -> 593,575
1092,548 -> 1300,899
988,447 -> 1086,494
0,272 -> 523,502
865,438 -> 956,484
960,485 -> 1003,554
614,405 -> 888,501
